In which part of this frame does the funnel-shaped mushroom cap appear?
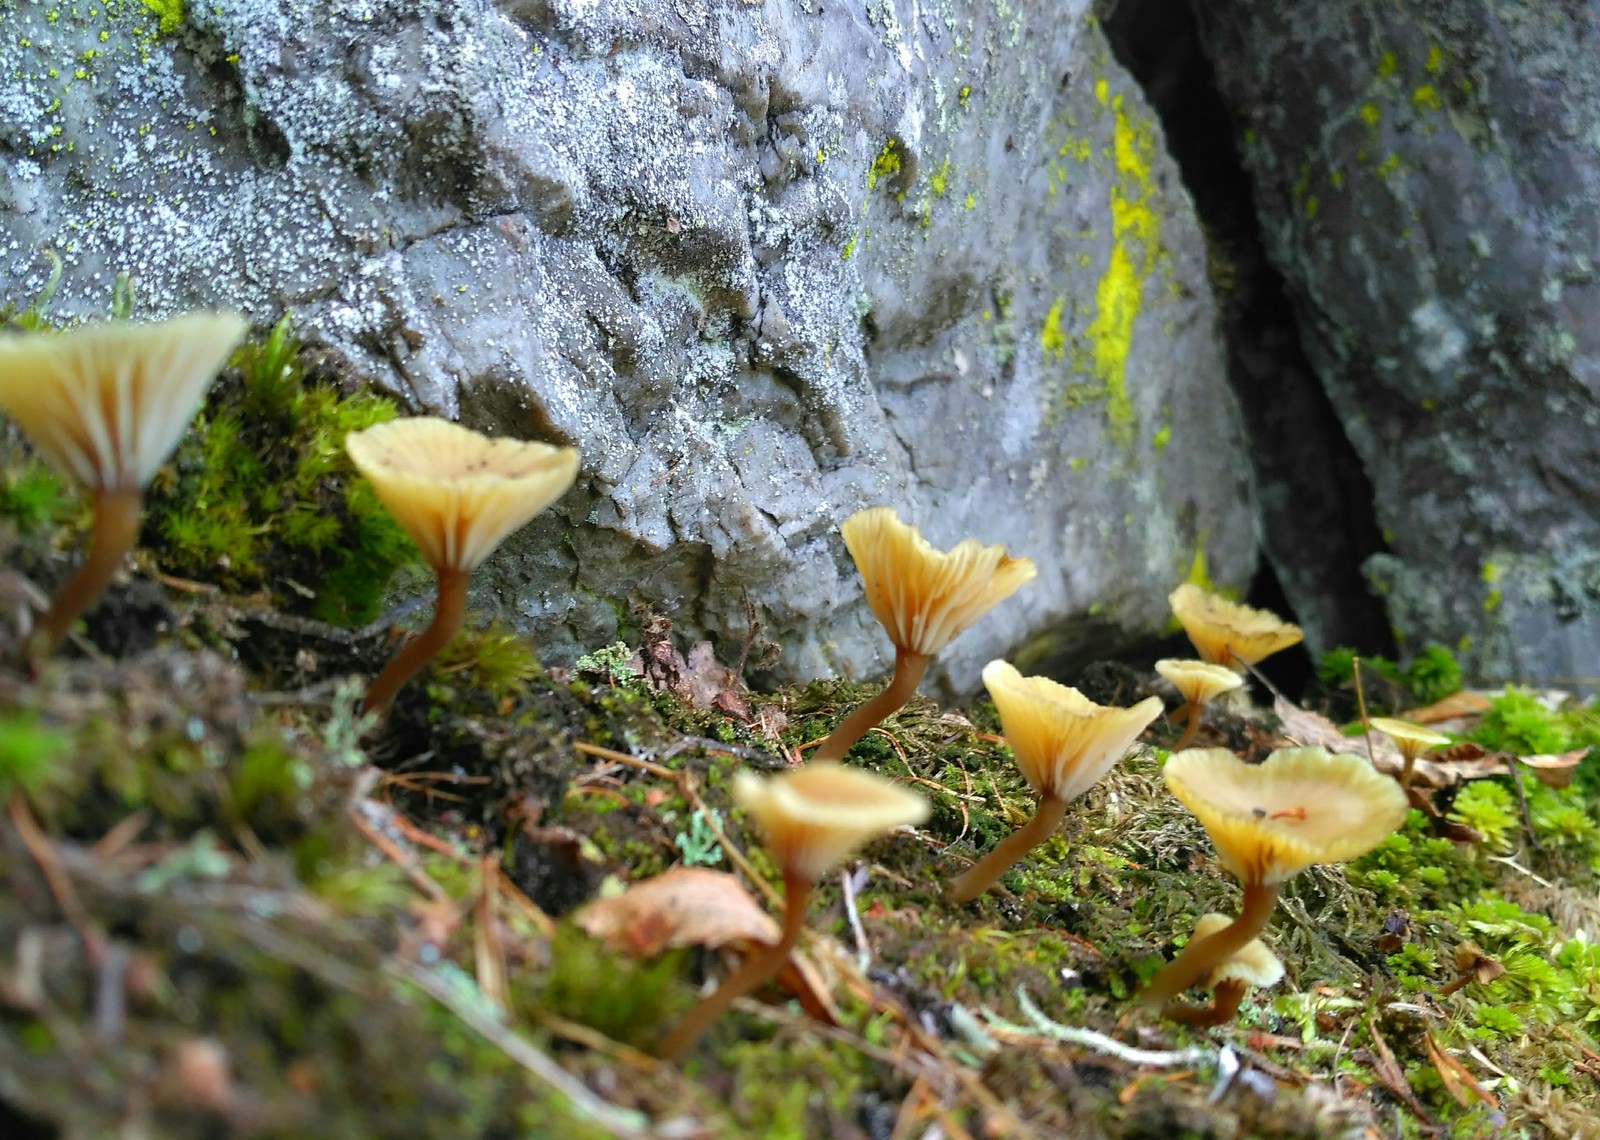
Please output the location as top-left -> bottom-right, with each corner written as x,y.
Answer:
1155,659 -> 1245,707
983,660 -> 1163,801
1164,747 -> 1407,885
1190,913 -> 1285,990
842,507 -> 1035,658
1168,584 -> 1303,670
345,418 -> 579,573
732,763 -> 929,883
0,313 -> 246,490
1368,717 -> 1451,755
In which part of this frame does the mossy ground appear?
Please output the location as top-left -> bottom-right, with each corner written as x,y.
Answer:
0,329 -> 1597,1137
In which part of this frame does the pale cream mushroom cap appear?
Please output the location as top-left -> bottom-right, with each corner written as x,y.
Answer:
1163,746 -> 1408,886
842,506 -> 1036,658
1368,717 -> 1451,755
1155,658 -> 1245,707
344,417 -> 579,573
1168,584 -> 1303,670
983,660 -> 1163,801
732,763 -> 929,884
1190,913 -> 1285,990
0,313 -> 246,490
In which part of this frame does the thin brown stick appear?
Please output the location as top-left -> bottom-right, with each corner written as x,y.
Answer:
30,486 -> 142,660
811,650 -> 929,763
9,791 -> 105,963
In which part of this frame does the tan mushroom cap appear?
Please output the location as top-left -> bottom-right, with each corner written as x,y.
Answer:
983,660 -> 1163,801
1368,717 -> 1451,755
1155,658 -> 1245,706
1163,746 -> 1408,885
344,417 -> 579,573
0,312 -> 246,490
1168,584 -> 1303,670
732,763 -> 929,883
1191,913 -> 1285,990
842,506 -> 1036,658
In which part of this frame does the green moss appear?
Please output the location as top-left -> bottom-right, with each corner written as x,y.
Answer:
145,316 -> 419,624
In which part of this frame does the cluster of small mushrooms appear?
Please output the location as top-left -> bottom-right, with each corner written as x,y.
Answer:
0,313 -> 1428,1060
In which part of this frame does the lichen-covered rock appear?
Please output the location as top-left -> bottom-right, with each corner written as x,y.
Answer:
0,0 -> 1255,692
1192,1 -> 1600,682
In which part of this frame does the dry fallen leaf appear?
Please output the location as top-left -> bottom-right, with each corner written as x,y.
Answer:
1272,698 -> 1503,787
1516,749 -> 1588,789
576,866 -> 779,956
1400,690 -> 1493,726
575,867 -> 840,1025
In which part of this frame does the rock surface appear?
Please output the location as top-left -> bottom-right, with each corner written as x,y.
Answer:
0,0 -> 1256,693
1193,1 -> 1600,684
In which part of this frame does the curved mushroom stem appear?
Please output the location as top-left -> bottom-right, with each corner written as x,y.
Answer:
1161,979 -> 1247,1028
28,486 -> 143,661
947,791 -> 1068,903
1399,746 -> 1419,794
810,649 -> 930,763
362,566 -> 469,716
659,872 -> 812,1062
1138,880 -> 1281,1008
1172,702 -> 1202,751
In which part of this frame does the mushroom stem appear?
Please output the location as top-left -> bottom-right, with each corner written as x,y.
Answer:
659,872 -> 813,1062
1161,979 -> 1247,1028
362,566 -> 469,715
1172,702 -> 1202,750
1139,880 -> 1282,1008
29,486 -> 143,661
946,791 -> 1068,903
1398,746 -> 1419,793
810,649 -> 930,763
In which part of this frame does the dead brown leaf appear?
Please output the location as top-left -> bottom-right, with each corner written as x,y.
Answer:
1272,698 -> 1505,788
576,867 -> 779,956
1516,749 -> 1588,789
1400,690 -> 1492,726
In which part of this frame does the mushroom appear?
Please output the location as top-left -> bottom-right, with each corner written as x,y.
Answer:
1138,746 -> 1407,1008
1154,658 -> 1245,750
812,506 -> 1035,763
1436,939 -> 1506,997
344,417 -> 579,714
1168,583 -> 1303,672
1161,912 -> 1284,1028
947,660 -> 1162,903
0,313 -> 246,659
658,762 -> 928,1060
1368,716 -> 1451,794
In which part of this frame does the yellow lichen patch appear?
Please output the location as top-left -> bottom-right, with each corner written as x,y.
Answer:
1040,298 -> 1067,359
1084,94 -> 1158,447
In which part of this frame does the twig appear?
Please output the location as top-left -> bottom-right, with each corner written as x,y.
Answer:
395,959 -> 651,1138
841,864 -> 872,971
1353,657 -> 1378,769
529,1007 -> 664,1075
8,791 -> 104,963
1502,758 -> 1541,850
984,987 -> 1212,1069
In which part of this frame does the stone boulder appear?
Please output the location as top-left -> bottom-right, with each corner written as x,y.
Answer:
0,0 -> 1256,694
1193,1 -> 1600,684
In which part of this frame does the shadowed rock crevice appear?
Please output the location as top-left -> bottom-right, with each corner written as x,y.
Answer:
1102,0 -> 1396,662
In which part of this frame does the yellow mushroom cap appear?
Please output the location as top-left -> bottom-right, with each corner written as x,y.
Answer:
841,506 -> 1036,658
1368,717 -> 1451,755
344,417 -> 579,573
731,763 -> 929,884
1168,584 -> 1303,670
0,312 -> 246,490
1190,913 -> 1285,990
983,660 -> 1163,801
1163,746 -> 1408,886
1155,658 -> 1245,706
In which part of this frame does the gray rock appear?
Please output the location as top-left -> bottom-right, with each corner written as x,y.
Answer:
0,0 -> 1256,695
1192,1 -> 1600,684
